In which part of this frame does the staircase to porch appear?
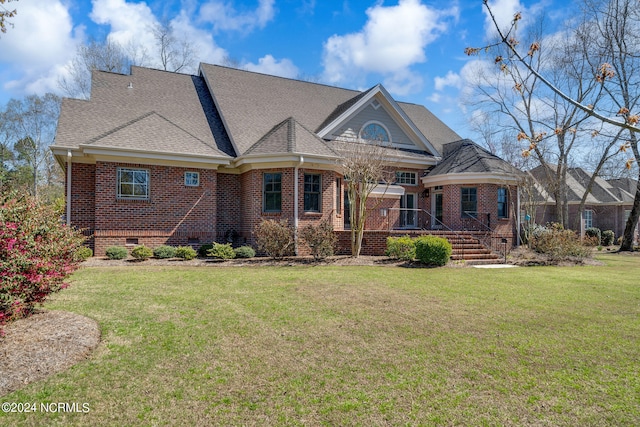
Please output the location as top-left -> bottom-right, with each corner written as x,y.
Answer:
421,230 -> 503,265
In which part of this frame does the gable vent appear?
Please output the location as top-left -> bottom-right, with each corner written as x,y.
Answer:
371,99 -> 381,110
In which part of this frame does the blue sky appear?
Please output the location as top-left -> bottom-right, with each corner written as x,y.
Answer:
0,0 -> 563,138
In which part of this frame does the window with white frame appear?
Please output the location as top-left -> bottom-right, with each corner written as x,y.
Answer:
396,171 -> 417,185
584,209 -> 593,229
184,171 -> 200,187
117,168 -> 149,199
360,122 -> 390,142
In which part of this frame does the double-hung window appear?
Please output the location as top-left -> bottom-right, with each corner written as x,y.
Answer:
461,187 -> 477,218
304,174 -> 321,212
497,187 -> 508,218
117,168 -> 149,199
263,172 -> 282,212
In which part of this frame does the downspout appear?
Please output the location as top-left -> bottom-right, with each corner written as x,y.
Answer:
66,151 -> 72,226
294,156 -> 304,255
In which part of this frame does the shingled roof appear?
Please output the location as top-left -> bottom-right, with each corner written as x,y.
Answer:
54,67 -> 231,160
200,64 -> 460,157
427,139 -> 522,177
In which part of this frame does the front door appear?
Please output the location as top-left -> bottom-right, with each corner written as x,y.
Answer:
400,193 -> 417,228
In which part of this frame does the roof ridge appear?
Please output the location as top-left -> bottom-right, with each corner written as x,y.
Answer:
244,118 -> 292,155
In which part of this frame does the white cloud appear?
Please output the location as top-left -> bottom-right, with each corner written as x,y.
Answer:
90,0 -> 228,72
244,55 -> 299,78
170,11 -> 228,67
322,0 -> 457,95
483,0 -> 545,41
0,0 -> 79,97
90,0 -> 158,57
434,71 -> 462,91
199,0 -> 275,32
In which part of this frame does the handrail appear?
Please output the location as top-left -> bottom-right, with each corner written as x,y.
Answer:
386,208 -> 472,260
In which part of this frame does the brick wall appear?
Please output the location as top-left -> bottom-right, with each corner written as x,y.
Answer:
91,161 -> 217,255
68,162 -> 96,250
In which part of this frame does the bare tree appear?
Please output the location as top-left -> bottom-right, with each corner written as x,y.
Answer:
59,39 -> 134,99
467,0 -> 640,249
153,21 -> 196,73
3,94 -> 61,200
338,139 -> 394,257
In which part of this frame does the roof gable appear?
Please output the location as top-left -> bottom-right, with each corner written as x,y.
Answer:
315,84 -> 440,155
245,117 -> 338,157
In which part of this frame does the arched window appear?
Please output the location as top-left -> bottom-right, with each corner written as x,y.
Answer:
360,122 -> 390,142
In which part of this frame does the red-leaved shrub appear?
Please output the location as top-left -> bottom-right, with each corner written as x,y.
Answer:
0,195 -> 85,335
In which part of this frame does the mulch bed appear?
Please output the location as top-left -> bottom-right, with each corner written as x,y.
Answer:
0,311 -> 100,397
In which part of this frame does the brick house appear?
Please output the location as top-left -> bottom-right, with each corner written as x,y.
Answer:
529,166 -> 639,241
51,64 -> 521,257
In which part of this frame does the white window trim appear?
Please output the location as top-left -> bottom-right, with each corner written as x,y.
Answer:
396,171 -> 417,186
117,167 -> 149,200
359,120 -> 391,143
185,171 -> 200,187
584,209 -> 594,229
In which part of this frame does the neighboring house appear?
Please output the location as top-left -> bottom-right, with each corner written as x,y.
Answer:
529,166 -> 638,240
51,64 -> 521,256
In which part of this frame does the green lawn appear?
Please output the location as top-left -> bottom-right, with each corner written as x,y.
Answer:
2,254 -> 640,426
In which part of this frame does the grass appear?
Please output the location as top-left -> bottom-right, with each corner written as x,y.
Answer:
2,253 -> 640,426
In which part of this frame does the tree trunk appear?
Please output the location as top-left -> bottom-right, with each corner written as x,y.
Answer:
619,176 -> 640,251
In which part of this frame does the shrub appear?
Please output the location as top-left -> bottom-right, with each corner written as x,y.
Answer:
76,246 -> 93,261
585,227 -> 601,246
300,220 -> 337,260
254,219 -> 295,259
414,235 -> 452,266
131,245 -> 153,261
385,235 -> 416,261
602,230 -> 615,246
198,243 -> 213,258
208,242 -> 236,260
175,246 -> 197,260
0,195 -> 85,334
531,223 -> 591,259
234,245 -> 256,258
153,245 -> 176,259
106,246 -> 128,260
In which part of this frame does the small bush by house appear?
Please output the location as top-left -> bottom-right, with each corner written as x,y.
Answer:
255,219 -> 295,259
602,230 -> 615,246
414,235 -> 452,266
153,245 -> 176,259
300,220 -> 337,260
198,243 -> 213,258
76,246 -> 93,261
175,246 -> 197,260
208,242 -> 236,260
131,245 -> 153,261
106,246 -> 128,260
385,235 -> 416,261
532,223 -> 591,259
585,227 -> 601,246
234,245 -> 256,258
